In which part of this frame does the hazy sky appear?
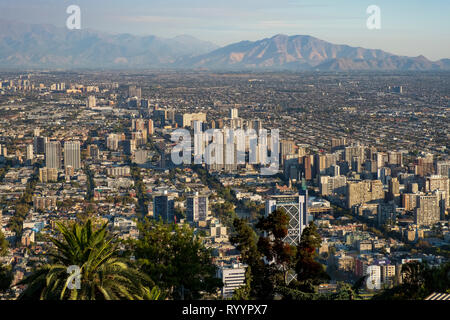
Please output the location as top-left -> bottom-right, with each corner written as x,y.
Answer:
0,0 -> 449,60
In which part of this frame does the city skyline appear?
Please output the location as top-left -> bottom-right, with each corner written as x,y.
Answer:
0,0 -> 449,306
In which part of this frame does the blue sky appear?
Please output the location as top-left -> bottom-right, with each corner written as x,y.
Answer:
0,0 -> 449,60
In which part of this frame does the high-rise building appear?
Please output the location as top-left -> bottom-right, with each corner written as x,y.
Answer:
217,263 -> 247,298
415,154 -> 434,177
153,109 -> 167,127
45,141 -> 62,169
425,175 -> 450,208
314,153 -> 327,177
39,167 -> 58,183
320,175 -> 347,196
133,149 -> 148,164
128,85 -> 142,99
415,193 -> 440,226
377,202 -> 397,226
148,119 -> 154,135
331,138 -> 347,151
106,166 -> 131,177
300,155 -> 314,181
64,141 -> 81,170
265,187 -> 308,245
33,136 -> 48,154
345,145 -> 365,169
132,118 -> 146,131
388,151 -> 403,166
132,131 -> 147,146
124,139 -> 136,155
402,193 -> 419,211
175,112 -> 207,128
389,86 -> 403,94
186,193 -> 209,223
193,121 -> 204,164
347,180 -> 384,209
86,95 -> 96,108
87,144 -> 99,160
140,99 -> 149,109
230,108 -> 238,119
376,152 -> 387,169
366,265 -> 382,290
26,144 -> 34,161
166,109 -> 175,124
65,165 -> 74,178
106,134 -> 120,151
388,177 -> 400,204
436,160 -> 450,178
280,139 -> 296,165
153,192 -> 175,222
251,119 -> 263,132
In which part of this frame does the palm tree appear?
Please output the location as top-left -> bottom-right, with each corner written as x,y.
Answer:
18,220 -> 159,300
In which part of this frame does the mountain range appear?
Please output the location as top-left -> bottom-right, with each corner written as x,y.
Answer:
0,20 -> 449,71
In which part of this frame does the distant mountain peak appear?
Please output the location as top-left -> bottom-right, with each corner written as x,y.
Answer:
178,34 -> 448,71
0,20 -> 447,71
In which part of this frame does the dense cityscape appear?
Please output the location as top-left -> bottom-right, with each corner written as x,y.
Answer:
0,71 -> 449,301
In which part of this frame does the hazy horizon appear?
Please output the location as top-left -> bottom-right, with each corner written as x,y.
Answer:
0,0 -> 449,61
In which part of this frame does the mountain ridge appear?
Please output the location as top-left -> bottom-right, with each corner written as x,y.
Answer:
177,34 -> 449,71
0,21 -> 449,71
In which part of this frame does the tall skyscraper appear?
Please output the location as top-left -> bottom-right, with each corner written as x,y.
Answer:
251,119 -> 263,132
347,180 -> 384,209
388,177 -> 401,205
0,145 -> 6,157
425,175 -> 449,208
87,144 -> 99,160
436,160 -> 450,178
26,144 -> 34,161
186,193 -> 209,223
148,119 -> 154,135
331,138 -> 347,151
128,85 -> 142,99
345,145 -> 365,169
34,136 -> 48,154
153,192 -> 175,222
230,108 -> 238,119
124,139 -> 136,155
193,120 -> 204,164
45,141 -> 62,169
132,118 -> 146,131
415,193 -> 440,226
107,134 -> 120,151
39,167 -> 58,183
415,154 -> 434,177
64,141 -> 81,170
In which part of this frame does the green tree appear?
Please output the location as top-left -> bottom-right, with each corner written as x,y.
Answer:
230,218 -> 273,299
373,261 -> 450,300
256,209 -> 297,287
231,266 -> 253,300
0,229 -> 8,256
295,222 -> 329,286
131,219 -> 222,300
18,220 -> 156,300
0,264 -> 13,292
